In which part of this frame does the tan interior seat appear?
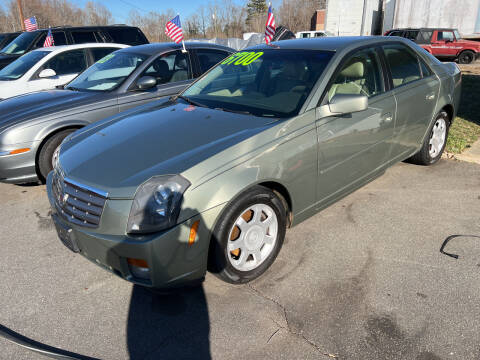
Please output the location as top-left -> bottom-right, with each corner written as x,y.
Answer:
328,61 -> 366,101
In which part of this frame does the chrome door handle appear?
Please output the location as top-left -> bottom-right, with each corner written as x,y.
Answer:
426,93 -> 435,100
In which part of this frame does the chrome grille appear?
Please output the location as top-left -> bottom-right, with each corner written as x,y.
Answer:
52,172 -> 107,228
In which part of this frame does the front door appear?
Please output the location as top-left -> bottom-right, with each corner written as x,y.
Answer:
315,46 -> 396,205
28,49 -> 88,93
118,50 -> 194,112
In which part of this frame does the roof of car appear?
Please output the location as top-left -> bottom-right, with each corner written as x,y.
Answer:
28,25 -> 142,32
119,42 -> 234,55
251,36 -> 405,52
388,28 -> 458,32
30,43 -> 128,53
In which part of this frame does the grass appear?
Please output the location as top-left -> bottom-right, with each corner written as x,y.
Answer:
445,64 -> 480,154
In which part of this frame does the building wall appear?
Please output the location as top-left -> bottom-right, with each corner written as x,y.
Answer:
311,10 -> 326,31
325,0 -> 381,36
384,0 -> 480,35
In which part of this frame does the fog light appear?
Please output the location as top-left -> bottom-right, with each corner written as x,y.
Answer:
127,258 -> 150,280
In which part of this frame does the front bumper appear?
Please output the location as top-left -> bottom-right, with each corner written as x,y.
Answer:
0,142 -> 40,184
46,173 -> 225,288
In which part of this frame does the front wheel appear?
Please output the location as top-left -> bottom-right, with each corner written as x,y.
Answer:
408,111 -> 450,165
37,129 -> 75,182
209,186 -> 287,284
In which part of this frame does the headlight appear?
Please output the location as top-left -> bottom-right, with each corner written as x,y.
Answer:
127,175 -> 190,234
52,146 -> 61,171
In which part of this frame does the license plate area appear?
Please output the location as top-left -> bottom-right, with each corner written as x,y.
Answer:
52,214 -> 79,253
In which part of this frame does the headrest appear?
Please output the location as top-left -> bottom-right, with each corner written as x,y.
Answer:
340,61 -> 364,78
153,59 -> 169,75
175,54 -> 187,69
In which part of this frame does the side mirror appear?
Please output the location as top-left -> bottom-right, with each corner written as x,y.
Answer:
38,68 -> 57,78
328,94 -> 368,115
136,76 -> 157,90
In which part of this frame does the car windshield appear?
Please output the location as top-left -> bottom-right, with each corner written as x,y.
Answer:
65,52 -> 148,92
182,49 -> 334,118
1,31 -> 38,55
454,30 -> 461,40
0,50 -> 49,80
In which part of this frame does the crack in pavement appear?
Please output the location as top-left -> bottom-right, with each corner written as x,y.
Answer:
246,284 -> 335,358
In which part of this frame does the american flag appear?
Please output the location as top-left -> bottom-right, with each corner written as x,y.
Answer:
165,15 -> 184,44
24,17 -> 38,32
265,5 -> 276,45
43,28 -> 54,47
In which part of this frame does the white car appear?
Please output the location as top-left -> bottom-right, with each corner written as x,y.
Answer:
296,31 -> 328,38
0,43 -> 128,100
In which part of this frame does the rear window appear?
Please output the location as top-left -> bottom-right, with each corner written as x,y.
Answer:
71,31 -> 99,43
105,28 -> 146,45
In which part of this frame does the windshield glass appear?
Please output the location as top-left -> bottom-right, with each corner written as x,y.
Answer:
65,52 -> 148,92
0,50 -> 49,80
182,49 -> 334,117
1,31 -> 39,55
454,30 -> 461,40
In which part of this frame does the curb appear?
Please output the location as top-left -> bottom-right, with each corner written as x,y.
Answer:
443,139 -> 480,165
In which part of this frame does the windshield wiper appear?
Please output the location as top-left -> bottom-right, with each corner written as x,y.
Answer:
65,86 -> 82,92
214,107 -> 253,115
172,95 -> 208,108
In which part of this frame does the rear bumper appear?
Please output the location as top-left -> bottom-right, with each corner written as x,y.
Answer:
46,173 -> 225,289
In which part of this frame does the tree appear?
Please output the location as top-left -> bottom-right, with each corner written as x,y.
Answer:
245,0 -> 267,32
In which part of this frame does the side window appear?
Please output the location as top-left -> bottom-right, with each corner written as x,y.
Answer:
419,59 -> 432,77
52,32 -> 67,46
419,31 -> 433,43
42,50 -> 87,76
327,47 -> 384,101
141,51 -> 192,85
405,30 -> 419,41
106,28 -> 145,45
91,47 -> 119,62
196,49 -> 230,74
437,31 -> 454,42
71,31 -> 98,44
33,33 -> 47,48
383,44 -> 421,88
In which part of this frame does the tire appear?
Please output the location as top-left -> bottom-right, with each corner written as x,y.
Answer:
209,186 -> 287,284
37,129 -> 75,182
408,110 -> 450,166
458,50 -> 475,64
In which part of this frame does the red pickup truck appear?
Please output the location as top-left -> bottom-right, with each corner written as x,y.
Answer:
385,28 -> 480,64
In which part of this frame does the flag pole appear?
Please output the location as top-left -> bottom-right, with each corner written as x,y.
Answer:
179,14 -> 187,53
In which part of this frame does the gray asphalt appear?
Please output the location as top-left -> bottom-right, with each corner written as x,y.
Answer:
1,159 -> 479,360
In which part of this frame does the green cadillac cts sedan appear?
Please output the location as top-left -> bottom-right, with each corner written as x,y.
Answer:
47,37 -> 461,288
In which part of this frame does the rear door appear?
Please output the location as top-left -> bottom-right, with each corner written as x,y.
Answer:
118,50 -> 194,112
28,49 -> 88,92
382,43 -> 440,157
315,46 -> 396,205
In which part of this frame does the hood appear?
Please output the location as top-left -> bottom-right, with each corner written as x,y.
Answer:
457,39 -> 480,48
0,90 -> 111,133
60,101 -> 276,198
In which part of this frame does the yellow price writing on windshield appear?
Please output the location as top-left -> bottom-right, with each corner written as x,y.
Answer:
221,51 -> 264,66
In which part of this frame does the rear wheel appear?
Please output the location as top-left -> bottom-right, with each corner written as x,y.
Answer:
209,186 -> 287,284
38,129 -> 75,182
408,111 -> 449,165
458,50 -> 475,64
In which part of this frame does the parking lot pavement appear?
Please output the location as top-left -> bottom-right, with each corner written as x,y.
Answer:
1,159 -> 480,360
